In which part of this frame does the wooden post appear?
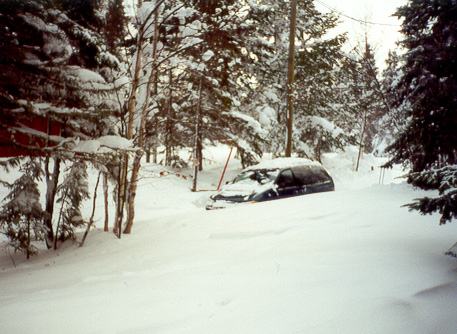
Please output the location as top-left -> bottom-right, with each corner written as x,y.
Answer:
217,147 -> 234,191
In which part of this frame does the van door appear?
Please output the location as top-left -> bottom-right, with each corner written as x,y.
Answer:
291,166 -> 317,194
275,169 -> 300,198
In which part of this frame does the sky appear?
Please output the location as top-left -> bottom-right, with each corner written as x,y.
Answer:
124,0 -> 406,69
314,0 -> 406,68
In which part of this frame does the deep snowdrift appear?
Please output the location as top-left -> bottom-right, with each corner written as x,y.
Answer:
1,148 -> 457,334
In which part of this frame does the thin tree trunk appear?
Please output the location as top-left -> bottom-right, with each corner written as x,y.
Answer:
125,152 -> 142,234
356,110 -> 368,172
153,146 -> 158,164
285,0 -> 297,157
115,0 -> 145,236
126,0 -> 145,140
124,8 -> 160,233
103,173 -> 109,232
80,172 -> 101,247
192,77 -> 203,192
115,158 -> 126,239
165,68 -> 173,166
26,216 -> 31,260
197,130 -> 203,172
54,187 -> 68,250
146,147 -> 151,163
44,157 -> 60,249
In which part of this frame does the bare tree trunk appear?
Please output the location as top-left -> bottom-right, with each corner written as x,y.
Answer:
124,8 -> 160,234
54,187 -> 68,250
192,77 -> 203,192
356,110 -> 368,172
114,0 -> 145,236
26,216 -> 31,260
285,0 -> 297,158
124,152 -> 142,234
153,146 -> 158,164
80,172 -> 101,247
114,159 -> 126,239
165,68 -> 173,166
103,173 -> 109,232
145,147 -> 151,163
44,157 -> 60,249
197,130 -> 203,172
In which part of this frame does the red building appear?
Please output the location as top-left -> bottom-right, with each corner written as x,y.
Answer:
0,115 -> 62,157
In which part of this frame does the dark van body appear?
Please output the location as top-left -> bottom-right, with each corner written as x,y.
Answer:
206,158 -> 334,210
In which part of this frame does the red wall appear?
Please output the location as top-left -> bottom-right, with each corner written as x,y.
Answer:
0,115 -> 62,157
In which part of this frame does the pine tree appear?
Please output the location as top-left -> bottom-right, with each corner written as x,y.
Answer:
145,0 -> 265,170
104,0 -> 128,56
374,50 -> 407,155
386,0 -> 457,229
243,0 -> 347,159
54,161 -> 90,248
387,0 -> 457,172
0,0 -> 128,247
0,159 -> 45,259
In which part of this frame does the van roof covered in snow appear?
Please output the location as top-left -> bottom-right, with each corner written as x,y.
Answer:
244,157 -> 322,171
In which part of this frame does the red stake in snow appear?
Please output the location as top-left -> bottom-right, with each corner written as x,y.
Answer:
217,147 -> 234,191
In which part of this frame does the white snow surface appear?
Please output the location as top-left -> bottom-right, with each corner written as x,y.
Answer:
72,136 -> 133,154
245,157 -> 321,171
1,147 -> 457,334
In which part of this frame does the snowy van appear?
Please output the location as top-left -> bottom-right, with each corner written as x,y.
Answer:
206,158 -> 335,210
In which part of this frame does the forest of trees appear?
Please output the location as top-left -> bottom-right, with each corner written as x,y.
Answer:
0,0 -> 455,258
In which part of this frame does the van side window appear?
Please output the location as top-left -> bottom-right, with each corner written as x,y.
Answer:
276,169 -> 295,188
291,166 -> 315,185
310,167 -> 331,183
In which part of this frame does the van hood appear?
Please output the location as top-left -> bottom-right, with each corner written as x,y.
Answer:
214,180 -> 275,201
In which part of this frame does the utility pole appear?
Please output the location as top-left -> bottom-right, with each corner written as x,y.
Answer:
286,0 -> 297,157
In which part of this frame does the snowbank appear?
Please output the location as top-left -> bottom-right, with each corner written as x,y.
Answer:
1,147 -> 456,334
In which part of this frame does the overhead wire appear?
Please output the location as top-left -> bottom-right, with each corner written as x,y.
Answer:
314,0 -> 401,27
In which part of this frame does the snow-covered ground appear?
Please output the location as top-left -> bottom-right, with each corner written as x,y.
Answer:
1,147 -> 457,334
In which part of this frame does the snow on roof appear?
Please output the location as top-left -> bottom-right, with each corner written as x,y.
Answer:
244,157 -> 321,171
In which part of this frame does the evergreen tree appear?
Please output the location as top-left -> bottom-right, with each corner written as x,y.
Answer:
0,0 -> 124,149
374,50 -> 407,155
104,0 -> 128,56
0,159 -> 45,259
356,41 -> 386,154
386,0 -> 457,228
0,0 -> 127,247
244,0 -> 348,159
387,0 -> 457,172
58,0 -> 103,27
54,161 -> 90,247
146,0 -> 265,169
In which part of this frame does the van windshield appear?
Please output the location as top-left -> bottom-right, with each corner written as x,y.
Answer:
232,169 -> 279,185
